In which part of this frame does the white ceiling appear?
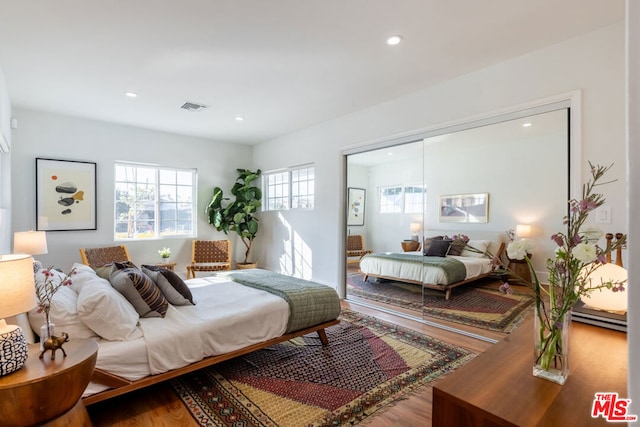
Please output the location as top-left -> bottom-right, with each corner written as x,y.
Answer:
0,1 -> 624,145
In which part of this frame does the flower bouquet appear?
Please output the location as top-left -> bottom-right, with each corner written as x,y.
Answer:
35,267 -> 76,344
158,247 -> 171,260
487,163 -> 626,384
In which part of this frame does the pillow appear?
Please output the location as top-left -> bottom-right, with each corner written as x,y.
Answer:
461,239 -> 491,258
425,239 -> 452,257
27,285 -> 98,340
110,268 -> 169,318
422,236 -> 444,255
76,275 -> 143,341
447,239 -> 467,256
68,262 -> 102,293
141,265 -> 195,306
94,264 -> 116,280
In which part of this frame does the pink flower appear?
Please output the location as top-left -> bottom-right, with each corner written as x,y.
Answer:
499,282 -> 513,295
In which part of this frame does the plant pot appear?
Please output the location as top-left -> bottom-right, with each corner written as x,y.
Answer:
236,262 -> 258,270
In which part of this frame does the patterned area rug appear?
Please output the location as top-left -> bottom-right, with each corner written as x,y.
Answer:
347,273 -> 533,333
171,310 -> 474,427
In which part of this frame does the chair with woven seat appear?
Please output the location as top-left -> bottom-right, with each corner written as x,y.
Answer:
79,245 -> 131,269
186,240 -> 232,279
346,235 -> 372,265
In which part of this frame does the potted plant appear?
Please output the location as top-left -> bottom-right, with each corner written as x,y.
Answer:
205,169 -> 262,267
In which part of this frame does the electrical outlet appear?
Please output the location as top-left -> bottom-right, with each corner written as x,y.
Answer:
595,206 -> 611,224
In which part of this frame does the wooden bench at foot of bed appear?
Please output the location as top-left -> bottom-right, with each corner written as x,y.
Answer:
84,319 -> 339,406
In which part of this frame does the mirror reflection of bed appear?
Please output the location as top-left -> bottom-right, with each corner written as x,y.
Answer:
345,105 -> 569,341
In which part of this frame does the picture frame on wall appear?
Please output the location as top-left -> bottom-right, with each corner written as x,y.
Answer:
36,158 -> 97,231
439,193 -> 489,223
347,187 -> 366,226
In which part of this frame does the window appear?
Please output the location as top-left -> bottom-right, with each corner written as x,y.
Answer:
264,165 -> 315,211
114,162 -> 196,240
379,184 -> 425,214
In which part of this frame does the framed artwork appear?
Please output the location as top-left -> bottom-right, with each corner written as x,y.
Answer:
347,187 -> 366,226
439,193 -> 489,223
36,158 -> 97,231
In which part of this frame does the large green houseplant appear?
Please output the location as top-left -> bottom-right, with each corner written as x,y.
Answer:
205,169 -> 262,265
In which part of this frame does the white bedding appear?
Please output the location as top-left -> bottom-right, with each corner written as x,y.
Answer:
83,276 -> 289,397
359,251 -> 492,285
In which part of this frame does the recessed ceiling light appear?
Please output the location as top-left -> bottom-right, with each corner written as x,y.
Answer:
125,91 -> 137,98
235,116 -> 245,122
387,151 -> 394,156
386,35 -> 403,46
522,122 -> 532,127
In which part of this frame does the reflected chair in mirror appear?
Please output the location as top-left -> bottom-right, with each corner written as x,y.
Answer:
346,235 -> 372,265
186,240 -> 232,279
79,244 -> 132,269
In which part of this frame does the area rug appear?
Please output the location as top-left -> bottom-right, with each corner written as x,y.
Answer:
347,273 -> 533,333
171,310 -> 474,427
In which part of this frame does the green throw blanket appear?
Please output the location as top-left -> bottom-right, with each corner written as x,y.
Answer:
219,269 -> 341,333
365,253 -> 467,284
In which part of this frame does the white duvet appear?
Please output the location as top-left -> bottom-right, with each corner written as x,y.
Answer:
84,276 -> 289,397
359,251 -> 492,285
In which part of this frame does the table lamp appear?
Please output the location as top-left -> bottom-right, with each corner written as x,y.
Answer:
0,254 -> 38,376
410,222 -> 421,241
515,224 -> 531,238
580,263 -> 628,313
14,230 -> 48,256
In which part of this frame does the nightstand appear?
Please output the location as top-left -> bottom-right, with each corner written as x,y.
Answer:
155,262 -> 176,272
507,254 -> 533,285
0,339 -> 98,426
401,240 -> 421,252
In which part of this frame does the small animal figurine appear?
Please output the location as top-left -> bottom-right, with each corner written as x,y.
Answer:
39,332 -> 70,360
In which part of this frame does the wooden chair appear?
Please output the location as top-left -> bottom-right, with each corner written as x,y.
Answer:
79,245 -> 131,269
346,235 -> 372,265
186,240 -> 232,279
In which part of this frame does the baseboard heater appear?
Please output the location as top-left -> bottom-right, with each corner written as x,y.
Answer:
572,300 -> 627,332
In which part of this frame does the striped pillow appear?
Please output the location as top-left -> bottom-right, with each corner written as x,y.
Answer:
110,267 -> 169,318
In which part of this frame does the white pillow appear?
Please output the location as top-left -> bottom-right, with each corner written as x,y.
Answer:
75,268 -> 143,341
68,262 -> 101,293
27,286 -> 98,340
461,239 -> 491,258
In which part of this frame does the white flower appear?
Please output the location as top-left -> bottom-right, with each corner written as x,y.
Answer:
506,239 -> 534,260
573,242 -> 597,263
158,247 -> 171,258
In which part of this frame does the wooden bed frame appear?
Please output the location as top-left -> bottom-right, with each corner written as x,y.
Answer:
83,319 -> 339,405
362,242 -> 505,301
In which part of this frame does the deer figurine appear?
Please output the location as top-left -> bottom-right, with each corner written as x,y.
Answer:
39,332 -> 69,360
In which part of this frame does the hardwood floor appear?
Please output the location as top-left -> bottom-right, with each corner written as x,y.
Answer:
87,271 -> 531,427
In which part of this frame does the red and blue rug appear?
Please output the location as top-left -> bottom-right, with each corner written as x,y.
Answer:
347,273 -> 533,332
171,310 -> 474,426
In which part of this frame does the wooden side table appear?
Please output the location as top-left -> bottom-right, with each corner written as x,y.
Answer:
401,240 -> 421,252
155,262 -> 176,272
507,254 -> 532,285
0,339 -> 98,426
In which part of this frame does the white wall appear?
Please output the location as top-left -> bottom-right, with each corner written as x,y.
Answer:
253,23 -> 626,292
0,68 -> 12,254
10,108 -> 251,273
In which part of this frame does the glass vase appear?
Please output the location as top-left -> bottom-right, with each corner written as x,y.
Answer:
533,301 -> 570,385
39,320 -> 55,352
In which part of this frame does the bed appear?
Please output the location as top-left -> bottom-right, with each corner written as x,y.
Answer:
359,234 -> 505,300
27,264 -> 341,405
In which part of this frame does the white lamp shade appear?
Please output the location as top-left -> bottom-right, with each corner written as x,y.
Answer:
13,231 -> 48,255
515,224 -> 531,238
410,222 -> 421,233
580,263 -> 628,312
0,254 -> 38,319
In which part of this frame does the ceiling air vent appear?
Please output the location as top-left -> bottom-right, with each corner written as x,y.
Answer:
180,101 -> 209,112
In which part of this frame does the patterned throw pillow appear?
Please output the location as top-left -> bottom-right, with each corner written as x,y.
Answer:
142,265 -> 195,306
110,267 -> 169,318
447,239 -> 467,256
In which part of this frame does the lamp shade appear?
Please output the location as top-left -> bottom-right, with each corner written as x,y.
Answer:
13,230 -> 48,255
580,263 -> 628,312
410,222 -> 421,233
515,224 -> 531,238
0,254 -> 37,319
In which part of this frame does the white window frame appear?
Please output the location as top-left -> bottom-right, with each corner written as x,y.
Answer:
263,164 -> 315,211
114,162 -> 197,240
378,184 -> 425,214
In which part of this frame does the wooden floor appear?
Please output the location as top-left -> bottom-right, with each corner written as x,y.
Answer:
87,270 -> 532,427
